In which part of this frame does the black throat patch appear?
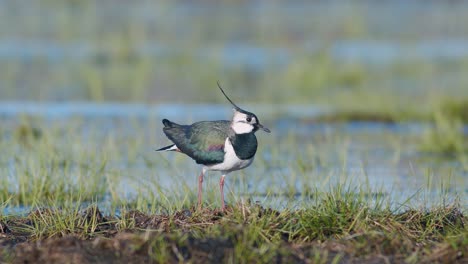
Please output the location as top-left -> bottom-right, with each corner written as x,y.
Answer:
230,132 -> 258,160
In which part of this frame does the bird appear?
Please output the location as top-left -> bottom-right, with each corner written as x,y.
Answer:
156,82 -> 270,211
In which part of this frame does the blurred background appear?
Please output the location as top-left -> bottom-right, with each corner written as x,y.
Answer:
0,0 -> 467,110
0,1 -> 467,211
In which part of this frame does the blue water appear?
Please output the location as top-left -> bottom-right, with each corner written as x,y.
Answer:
2,40 -> 468,67
1,103 -> 466,214
1,0 -> 468,213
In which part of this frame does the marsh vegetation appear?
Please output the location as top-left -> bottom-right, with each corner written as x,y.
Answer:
0,0 -> 467,263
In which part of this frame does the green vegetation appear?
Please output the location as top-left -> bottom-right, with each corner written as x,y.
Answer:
1,120 -> 108,206
421,112 -> 467,156
2,115 -> 465,210
0,1 -> 467,262
0,1 -> 467,121
1,197 -> 467,263
439,99 -> 468,123
1,114 -> 467,262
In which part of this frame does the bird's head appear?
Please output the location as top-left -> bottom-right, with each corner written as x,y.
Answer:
231,109 -> 270,134
217,82 -> 271,134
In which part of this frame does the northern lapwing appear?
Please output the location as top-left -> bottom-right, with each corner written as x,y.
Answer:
156,82 -> 270,210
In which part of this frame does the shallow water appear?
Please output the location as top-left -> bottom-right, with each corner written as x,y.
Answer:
2,1 -> 468,67
3,40 -> 468,67
1,1 -> 467,214
1,1 -> 468,103
1,103 -> 466,214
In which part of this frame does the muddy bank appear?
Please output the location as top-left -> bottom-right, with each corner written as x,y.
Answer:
0,205 -> 466,263
9,233 -> 381,264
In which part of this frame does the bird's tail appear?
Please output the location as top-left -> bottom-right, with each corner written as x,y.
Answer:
155,144 -> 179,152
162,119 -> 177,128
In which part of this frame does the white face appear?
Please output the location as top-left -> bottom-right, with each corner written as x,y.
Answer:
231,111 -> 257,134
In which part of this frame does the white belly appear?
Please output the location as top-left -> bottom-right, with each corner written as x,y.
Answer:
206,138 -> 254,173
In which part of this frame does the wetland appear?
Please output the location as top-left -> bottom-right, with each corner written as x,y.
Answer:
1,1 -> 468,263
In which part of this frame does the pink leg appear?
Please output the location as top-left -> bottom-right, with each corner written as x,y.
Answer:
219,175 -> 226,211
198,170 -> 204,210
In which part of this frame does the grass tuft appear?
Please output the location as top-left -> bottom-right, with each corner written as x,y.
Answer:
0,202 -> 466,263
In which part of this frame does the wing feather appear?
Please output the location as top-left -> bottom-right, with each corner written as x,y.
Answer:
162,120 -> 230,165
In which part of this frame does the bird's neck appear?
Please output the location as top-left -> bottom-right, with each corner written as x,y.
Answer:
229,132 -> 258,160
231,122 -> 254,134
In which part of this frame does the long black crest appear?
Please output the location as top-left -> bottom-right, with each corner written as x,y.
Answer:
217,81 -> 241,111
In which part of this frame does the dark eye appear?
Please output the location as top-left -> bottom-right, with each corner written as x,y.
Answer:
246,116 -> 252,122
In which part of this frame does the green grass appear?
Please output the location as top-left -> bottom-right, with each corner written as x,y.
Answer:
1,114 -> 466,208
420,112 -> 467,156
0,114 -> 466,262
438,98 -> 468,123
0,1 -> 467,262
1,191 -> 466,263
1,1 -> 468,122
1,120 -> 108,206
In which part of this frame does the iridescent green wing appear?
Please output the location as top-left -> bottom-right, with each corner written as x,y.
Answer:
186,121 -> 230,164
163,120 -> 230,165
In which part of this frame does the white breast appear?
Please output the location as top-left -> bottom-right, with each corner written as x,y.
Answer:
206,138 -> 254,173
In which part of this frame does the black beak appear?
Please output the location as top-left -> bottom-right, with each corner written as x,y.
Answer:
256,123 -> 271,133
